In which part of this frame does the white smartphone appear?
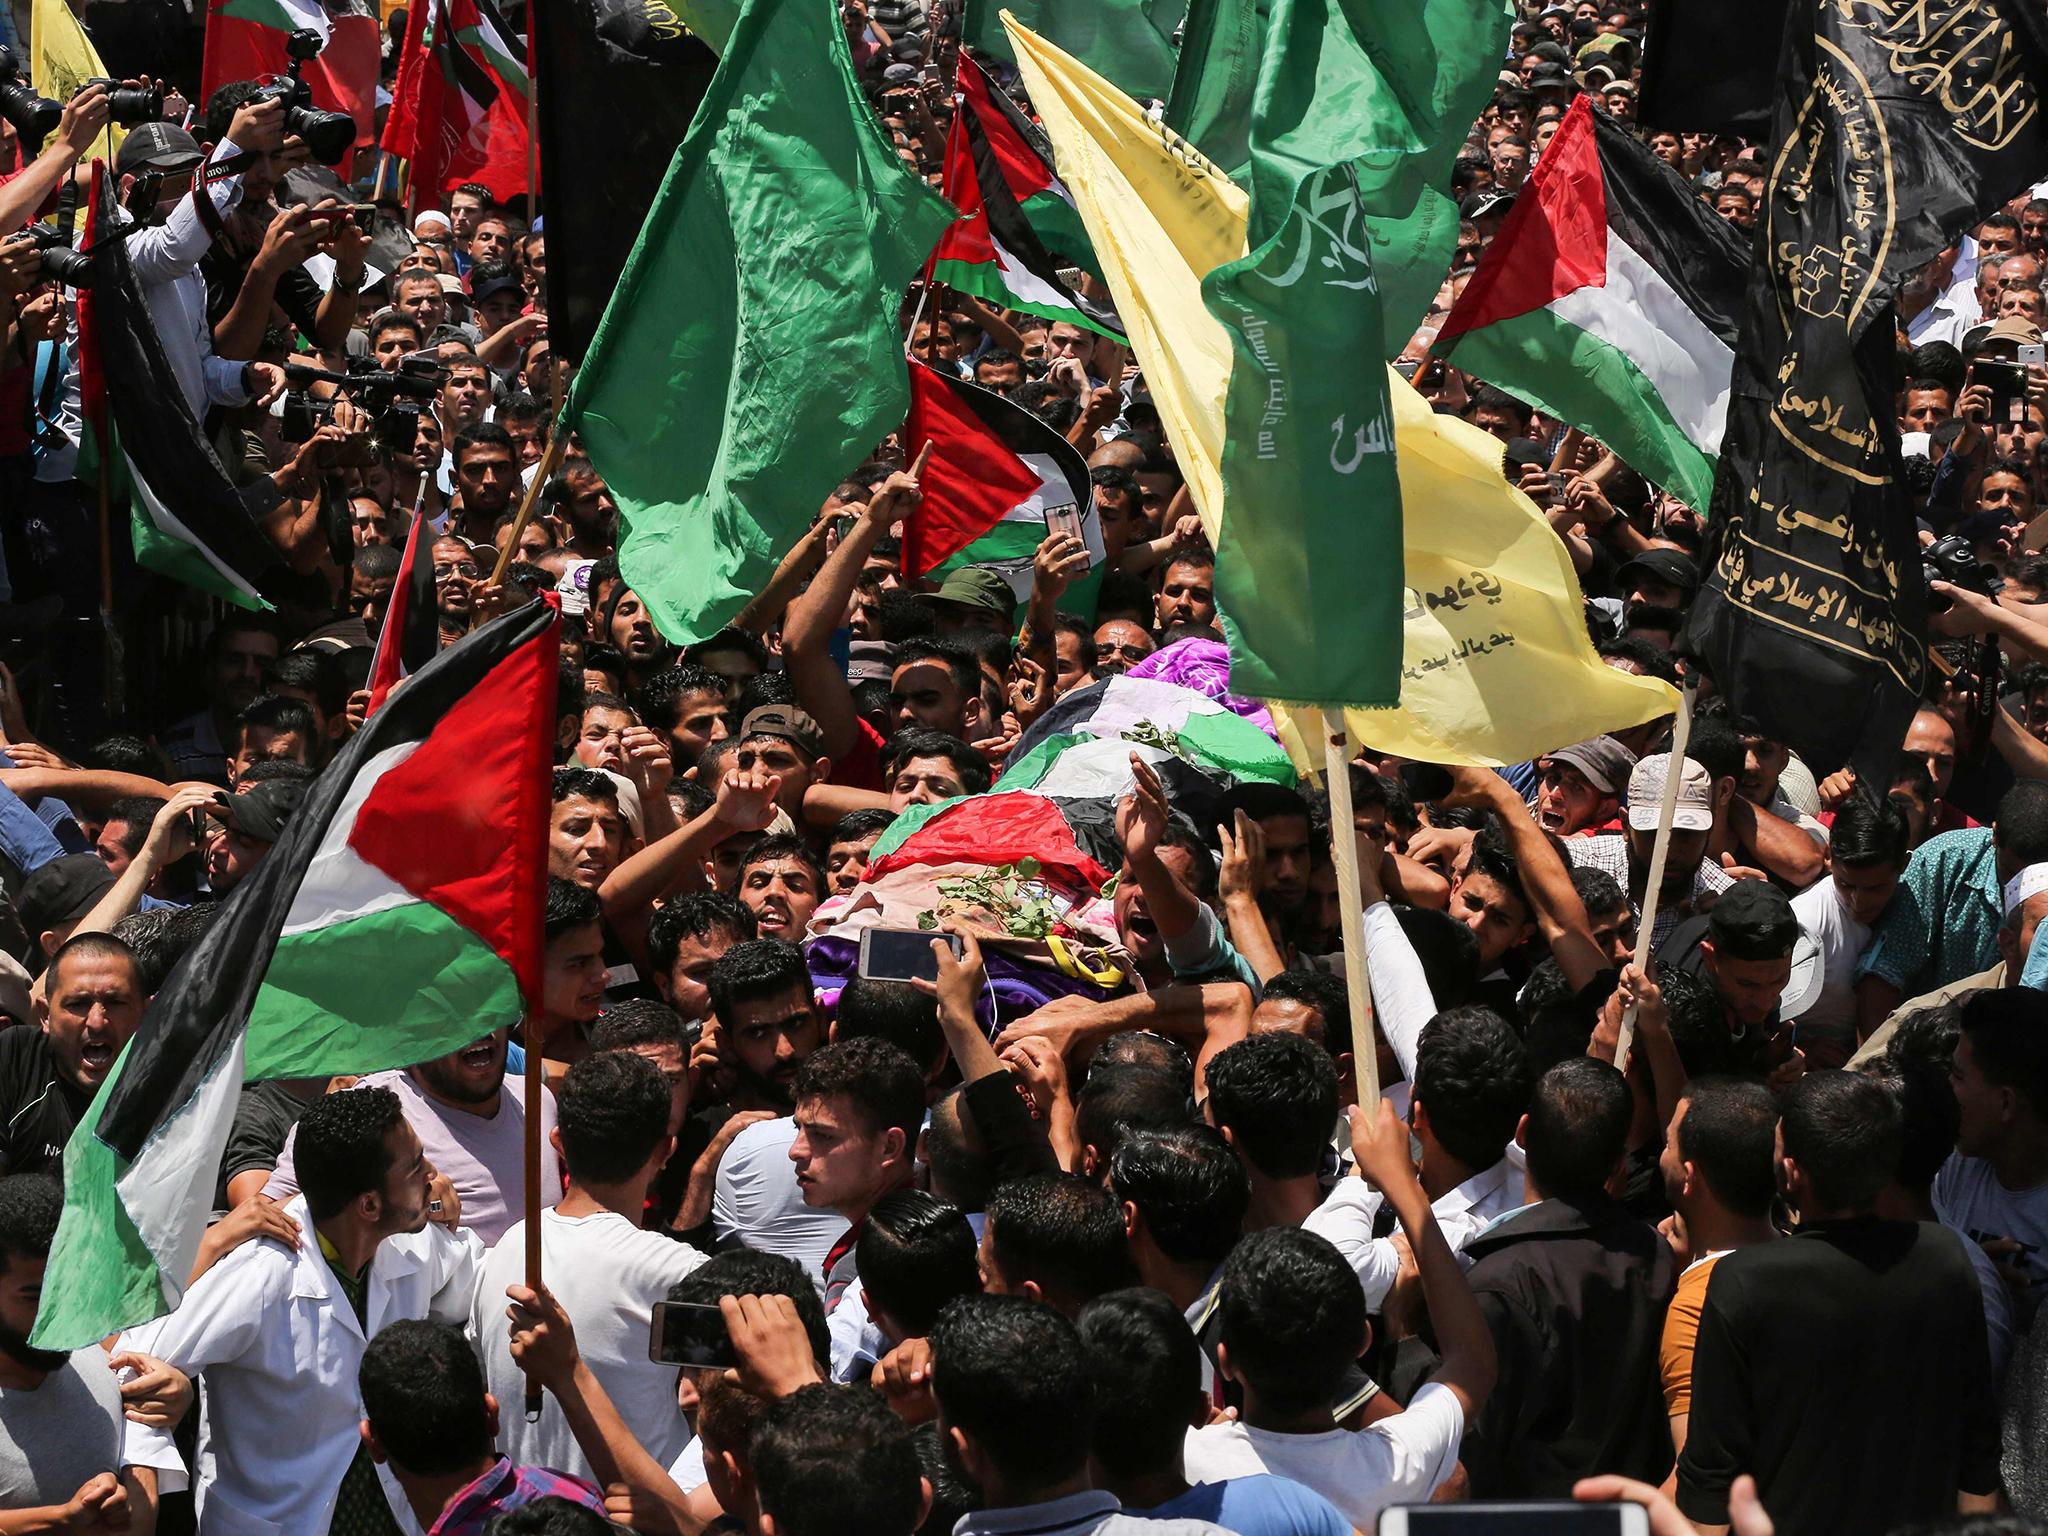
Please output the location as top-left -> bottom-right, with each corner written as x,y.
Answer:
1377,1505 -> 1650,1536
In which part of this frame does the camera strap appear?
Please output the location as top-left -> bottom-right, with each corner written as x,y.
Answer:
26,179 -> 80,451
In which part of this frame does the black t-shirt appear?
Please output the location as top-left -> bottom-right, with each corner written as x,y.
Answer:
215,1079 -> 310,1211
200,241 -> 325,339
0,1029 -> 87,1180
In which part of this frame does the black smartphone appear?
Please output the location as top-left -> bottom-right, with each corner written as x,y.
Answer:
648,1301 -> 735,1369
1377,1505 -> 1649,1535
858,926 -> 964,984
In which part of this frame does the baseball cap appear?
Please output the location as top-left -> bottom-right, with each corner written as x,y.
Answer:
211,780 -> 309,844
1963,315 -> 2042,354
1626,753 -> 1715,833
1707,879 -> 1800,959
19,855 -> 115,943
847,638 -> 896,684
1526,63 -> 1573,90
437,272 -> 468,300
932,566 -> 1018,618
1615,549 -> 1701,596
470,272 -> 525,305
881,62 -> 919,85
739,704 -> 826,760
1544,735 -> 1637,795
1459,189 -> 1516,222
115,121 -> 205,177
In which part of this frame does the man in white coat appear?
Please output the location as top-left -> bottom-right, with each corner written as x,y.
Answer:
119,1084 -> 481,1536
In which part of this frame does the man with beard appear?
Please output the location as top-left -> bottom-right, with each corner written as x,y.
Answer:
1115,758 -> 1256,991
701,942 -> 843,1274
433,537 -> 481,647
1566,755 -> 1733,957
120,1087 -> 482,1536
0,936 -> 144,1178
262,1026 -> 558,1247
1534,737 -> 1634,838
0,1175 -> 185,1528
449,425 -> 522,549
737,835 -> 825,944
202,778 -> 308,897
162,616 -> 281,786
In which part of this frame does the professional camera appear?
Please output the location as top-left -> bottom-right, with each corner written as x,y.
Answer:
11,224 -> 94,288
248,28 -> 356,166
0,47 -> 62,149
1923,532 -> 1998,613
278,356 -> 446,453
83,77 -> 165,127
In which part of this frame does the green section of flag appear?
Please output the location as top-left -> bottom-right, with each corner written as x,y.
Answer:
930,516 -> 1103,619
243,902 -> 523,1079
1241,0 -> 1512,357
78,419 -> 265,612
1164,0 -> 1265,179
966,0 -> 1189,102
564,0 -> 953,645
34,1074 -> 162,1350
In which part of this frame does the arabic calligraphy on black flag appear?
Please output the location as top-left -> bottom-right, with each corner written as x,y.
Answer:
1680,0 -> 2048,779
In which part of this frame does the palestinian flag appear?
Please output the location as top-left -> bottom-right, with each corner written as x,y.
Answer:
200,0 -> 381,152
33,601 -> 559,1350
1436,97 -> 1748,510
76,172 -> 284,610
382,0 -> 531,205
904,358 -> 1104,616
365,508 -> 439,713
931,51 -> 1120,338
871,672 -> 1297,872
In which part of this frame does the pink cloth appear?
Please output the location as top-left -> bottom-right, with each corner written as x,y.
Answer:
1127,639 -> 1278,738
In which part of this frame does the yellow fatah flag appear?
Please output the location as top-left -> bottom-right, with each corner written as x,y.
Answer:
30,0 -> 122,155
1005,14 -> 1678,765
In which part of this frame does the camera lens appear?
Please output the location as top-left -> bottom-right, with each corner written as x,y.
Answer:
0,49 -> 64,147
286,101 -> 358,165
37,245 -> 94,288
103,85 -> 164,127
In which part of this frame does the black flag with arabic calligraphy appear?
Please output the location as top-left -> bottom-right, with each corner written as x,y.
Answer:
1679,0 -> 2048,780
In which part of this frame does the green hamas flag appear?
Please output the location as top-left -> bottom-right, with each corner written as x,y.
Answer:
966,0 -> 1188,101
563,0 -> 953,644
1164,0 -> 1266,180
1205,163 -> 1401,706
1245,0 -> 1512,357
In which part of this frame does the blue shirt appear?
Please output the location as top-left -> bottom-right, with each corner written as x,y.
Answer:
1128,1477 -> 1350,1536
1856,828 -> 2001,996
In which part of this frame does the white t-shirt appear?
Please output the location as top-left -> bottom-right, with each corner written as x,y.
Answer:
467,1208 -> 707,1480
1935,1153 -> 2048,1332
712,1117 -> 844,1288
1790,879 -> 1873,1044
1181,1381 -> 1466,1528
266,1068 -> 558,1247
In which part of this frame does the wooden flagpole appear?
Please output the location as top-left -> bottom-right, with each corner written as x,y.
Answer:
1614,679 -> 1697,1071
1322,708 -> 1380,1107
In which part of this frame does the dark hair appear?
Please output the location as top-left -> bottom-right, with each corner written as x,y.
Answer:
1994,779 -> 2048,867
1674,1077 -> 1778,1218
1258,969 -> 1353,1060
453,422 -> 516,466
1149,817 -> 1220,905
835,980 -> 945,1073
1414,1007 -> 1532,1172
1074,1064 -> 1191,1168
741,833 -> 826,893
892,638 -> 981,699
669,1249 -> 829,1367
296,1085 -> 407,1221
551,766 -> 619,807
829,808 -> 898,847
708,939 -> 811,1029
1571,865 -> 1627,916
1215,1226 -> 1363,1416
1108,1124 -> 1248,1267
1596,635 -> 1683,684
238,758 -> 314,787
238,694 -> 318,745
1959,988 -> 2048,1118
556,1049 -> 672,1185
1204,1032 -> 1339,1179
1524,1058 -> 1631,1201
1467,382 -> 1533,427
359,1321 -> 492,1475
646,892 -> 756,983
481,1497 -> 613,1536
984,1172 -> 1135,1311
929,1295 -> 1093,1494
634,666 -> 731,732
100,796 -> 166,861
753,1384 -> 925,1536
1460,838 -> 1531,927
1077,1288 -> 1201,1479
1885,1004 -> 1962,1079
791,1038 -> 925,1147
0,1175 -> 61,1268
880,730 -> 990,796
84,735 -> 173,779
1830,790 -> 1911,870
856,1190 -> 982,1337
1858,1055 -> 1959,1192
111,903 -> 219,995
589,998 -> 688,1054
544,877 -> 601,941
1781,1070 -> 1902,1214
265,649 -> 352,719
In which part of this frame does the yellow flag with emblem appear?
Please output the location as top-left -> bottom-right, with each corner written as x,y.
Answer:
30,0 -> 124,156
1005,13 -> 1678,766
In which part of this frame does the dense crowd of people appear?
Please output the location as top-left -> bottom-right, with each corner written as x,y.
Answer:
0,0 -> 2044,1532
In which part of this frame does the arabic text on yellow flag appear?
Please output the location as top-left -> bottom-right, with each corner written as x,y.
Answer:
1005,13 -> 1678,765
30,0 -> 123,155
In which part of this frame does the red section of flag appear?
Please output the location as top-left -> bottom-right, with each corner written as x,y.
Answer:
957,50 -> 1053,204
867,791 -> 1111,888
347,609 -> 559,1005
201,1 -> 381,151
365,507 -> 426,714
379,0 -> 529,206
932,110 -> 995,266
76,166 -> 106,446
902,358 -> 1041,577
1437,95 -> 1608,343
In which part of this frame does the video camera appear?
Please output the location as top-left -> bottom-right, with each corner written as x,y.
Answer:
277,356 -> 445,454
1923,531 -> 2000,613
247,28 -> 356,166
0,48 -> 168,152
